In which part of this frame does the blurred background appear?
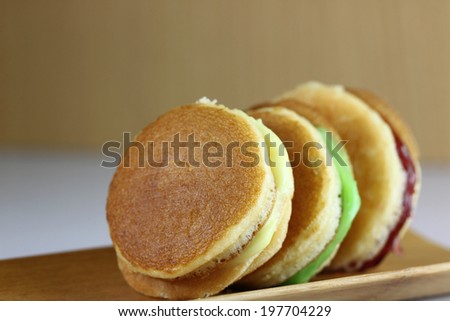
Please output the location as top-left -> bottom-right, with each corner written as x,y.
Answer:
1,0 -> 449,259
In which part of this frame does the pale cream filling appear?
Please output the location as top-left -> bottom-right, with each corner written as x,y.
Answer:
228,111 -> 293,265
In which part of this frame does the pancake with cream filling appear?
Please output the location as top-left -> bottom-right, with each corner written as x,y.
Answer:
107,99 -> 294,299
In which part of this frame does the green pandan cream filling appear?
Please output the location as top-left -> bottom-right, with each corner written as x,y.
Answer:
284,127 -> 361,284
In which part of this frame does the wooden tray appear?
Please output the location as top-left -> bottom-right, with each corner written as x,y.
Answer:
1,232 -> 449,300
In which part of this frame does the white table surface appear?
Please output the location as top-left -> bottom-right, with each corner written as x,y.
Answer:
1,150 -> 449,300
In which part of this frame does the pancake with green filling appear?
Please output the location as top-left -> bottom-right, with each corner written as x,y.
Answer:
107,99 -> 294,299
239,104 -> 360,287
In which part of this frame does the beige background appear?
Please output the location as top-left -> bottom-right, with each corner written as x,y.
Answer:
1,0 -> 449,161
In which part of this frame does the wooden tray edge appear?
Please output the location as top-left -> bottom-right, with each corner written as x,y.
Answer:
206,262 -> 450,301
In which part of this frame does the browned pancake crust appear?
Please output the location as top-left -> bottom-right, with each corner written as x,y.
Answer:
107,105 -> 270,275
117,192 -> 293,300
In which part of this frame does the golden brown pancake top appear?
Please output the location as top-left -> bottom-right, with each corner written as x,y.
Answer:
107,104 -> 270,274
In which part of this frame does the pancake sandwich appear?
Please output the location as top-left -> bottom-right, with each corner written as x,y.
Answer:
239,102 -> 360,287
278,82 -> 421,271
106,99 -> 294,299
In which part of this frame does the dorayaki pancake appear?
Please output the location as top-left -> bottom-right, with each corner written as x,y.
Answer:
249,100 -> 361,282
107,101 -> 294,299
278,82 -> 409,271
239,107 -> 342,287
345,87 -> 421,268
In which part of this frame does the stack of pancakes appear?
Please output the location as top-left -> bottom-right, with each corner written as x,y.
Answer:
106,82 -> 420,299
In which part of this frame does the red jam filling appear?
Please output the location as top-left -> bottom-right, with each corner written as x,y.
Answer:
352,132 -> 417,271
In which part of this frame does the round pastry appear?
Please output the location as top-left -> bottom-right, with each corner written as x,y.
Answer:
106,98 -> 294,299
277,82 -> 420,271
239,104 -> 360,287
